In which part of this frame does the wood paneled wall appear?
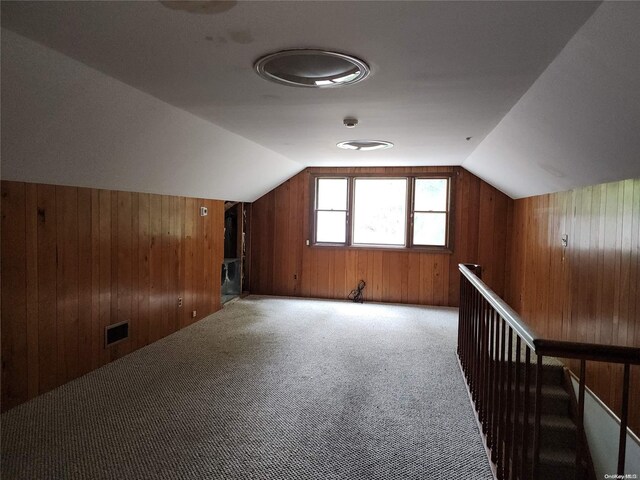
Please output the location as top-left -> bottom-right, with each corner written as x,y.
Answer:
1,181 -> 224,411
249,167 -> 512,307
505,178 -> 640,434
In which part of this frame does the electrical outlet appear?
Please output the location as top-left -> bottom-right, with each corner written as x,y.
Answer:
294,274 -> 297,280
200,206 -> 208,216
178,297 -> 183,307
561,234 -> 568,248
192,310 -> 197,318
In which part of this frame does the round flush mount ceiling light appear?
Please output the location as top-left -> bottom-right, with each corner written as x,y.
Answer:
337,140 -> 394,151
254,49 -> 370,88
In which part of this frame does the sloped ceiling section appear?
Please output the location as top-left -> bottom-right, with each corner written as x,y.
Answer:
0,29 -> 302,202
1,1 -> 600,171
463,2 -> 640,199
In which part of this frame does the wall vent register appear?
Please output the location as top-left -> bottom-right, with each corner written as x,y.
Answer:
105,321 -> 129,347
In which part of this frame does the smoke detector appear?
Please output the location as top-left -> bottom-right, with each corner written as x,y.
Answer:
343,118 -> 358,128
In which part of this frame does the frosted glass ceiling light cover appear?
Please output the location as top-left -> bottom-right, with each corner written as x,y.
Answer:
255,49 -> 370,88
337,140 -> 394,151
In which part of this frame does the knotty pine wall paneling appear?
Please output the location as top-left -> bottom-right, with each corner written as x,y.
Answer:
249,167 -> 512,307
0,181 -> 224,411
505,178 -> 640,434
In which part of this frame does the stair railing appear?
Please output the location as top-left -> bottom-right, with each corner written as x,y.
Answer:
458,263 -> 639,480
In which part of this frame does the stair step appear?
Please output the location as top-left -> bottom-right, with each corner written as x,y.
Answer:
501,413 -> 577,453
499,383 -> 571,415
469,352 -> 592,479
537,447 -> 578,480
539,446 -> 577,466
540,415 -> 577,449
506,411 -> 575,428
506,443 -> 578,480
503,362 -> 566,386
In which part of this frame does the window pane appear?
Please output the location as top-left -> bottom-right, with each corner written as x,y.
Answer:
414,178 -> 447,211
317,178 -> 348,210
353,178 -> 407,245
316,211 -> 346,243
413,212 -> 447,246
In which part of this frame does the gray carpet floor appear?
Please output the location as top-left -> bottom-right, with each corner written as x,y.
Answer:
1,296 -> 492,480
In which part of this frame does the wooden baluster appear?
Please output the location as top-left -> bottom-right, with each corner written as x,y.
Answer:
496,317 -> 506,475
512,336 -> 522,479
467,279 -> 472,372
478,297 -> 486,424
483,302 -> 492,435
504,326 -> 514,479
521,347 -> 531,480
457,275 -> 467,370
532,355 -> 543,479
465,279 -> 471,376
466,283 -> 472,388
479,299 -> 485,422
457,276 -> 462,358
575,360 -> 586,480
461,276 -> 469,371
471,287 -> 478,402
463,277 -> 469,373
488,304 -> 494,432
465,279 -> 471,373
473,287 -> 478,397
470,286 -> 476,398
617,363 -> 630,476
489,310 -> 497,458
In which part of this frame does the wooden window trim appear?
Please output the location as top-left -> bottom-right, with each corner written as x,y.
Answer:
308,172 -> 455,253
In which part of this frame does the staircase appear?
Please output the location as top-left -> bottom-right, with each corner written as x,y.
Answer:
508,359 -> 594,480
458,263 -> 639,480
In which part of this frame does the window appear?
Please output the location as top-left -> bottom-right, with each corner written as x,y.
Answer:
315,178 -> 348,243
413,178 -> 448,246
353,178 -> 407,246
311,174 -> 452,250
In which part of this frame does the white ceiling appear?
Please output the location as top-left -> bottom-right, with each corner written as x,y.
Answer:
2,1 -> 639,200
0,29 -> 302,202
463,1 -> 640,198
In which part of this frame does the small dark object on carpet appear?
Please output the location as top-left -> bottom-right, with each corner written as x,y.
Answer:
348,280 -> 366,303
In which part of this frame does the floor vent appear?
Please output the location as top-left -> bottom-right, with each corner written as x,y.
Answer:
105,321 -> 129,347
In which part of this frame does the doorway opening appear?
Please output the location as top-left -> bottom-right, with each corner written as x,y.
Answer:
222,202 -> 249,304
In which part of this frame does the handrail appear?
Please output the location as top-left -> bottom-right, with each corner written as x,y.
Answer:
457,263 -> 638,480
459,263 -> 538,351
459,263 -> 640,365
535,339 -> 640,365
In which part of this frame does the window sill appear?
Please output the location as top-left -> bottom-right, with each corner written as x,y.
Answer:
308,243 -> 453,254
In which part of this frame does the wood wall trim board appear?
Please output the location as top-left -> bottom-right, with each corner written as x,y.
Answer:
77,188 -> 93,377
138,193 -> 151,346
249,167 -> 511,307
148,194 -> 162,344
506,177 -> 640,434
183,197 -> 194,329
37,184 -> 58,393
0,180 -> 224,412
1,181 -> 28,409
25,184 -> 39,398
56,186 -> 80,384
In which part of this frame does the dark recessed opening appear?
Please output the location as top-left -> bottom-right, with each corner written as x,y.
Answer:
105,321 -> 129,347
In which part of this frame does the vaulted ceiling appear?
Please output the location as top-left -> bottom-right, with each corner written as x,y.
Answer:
2,1 -> 639,201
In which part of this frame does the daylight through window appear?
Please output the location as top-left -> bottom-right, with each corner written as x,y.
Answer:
312,174 -> 452,249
